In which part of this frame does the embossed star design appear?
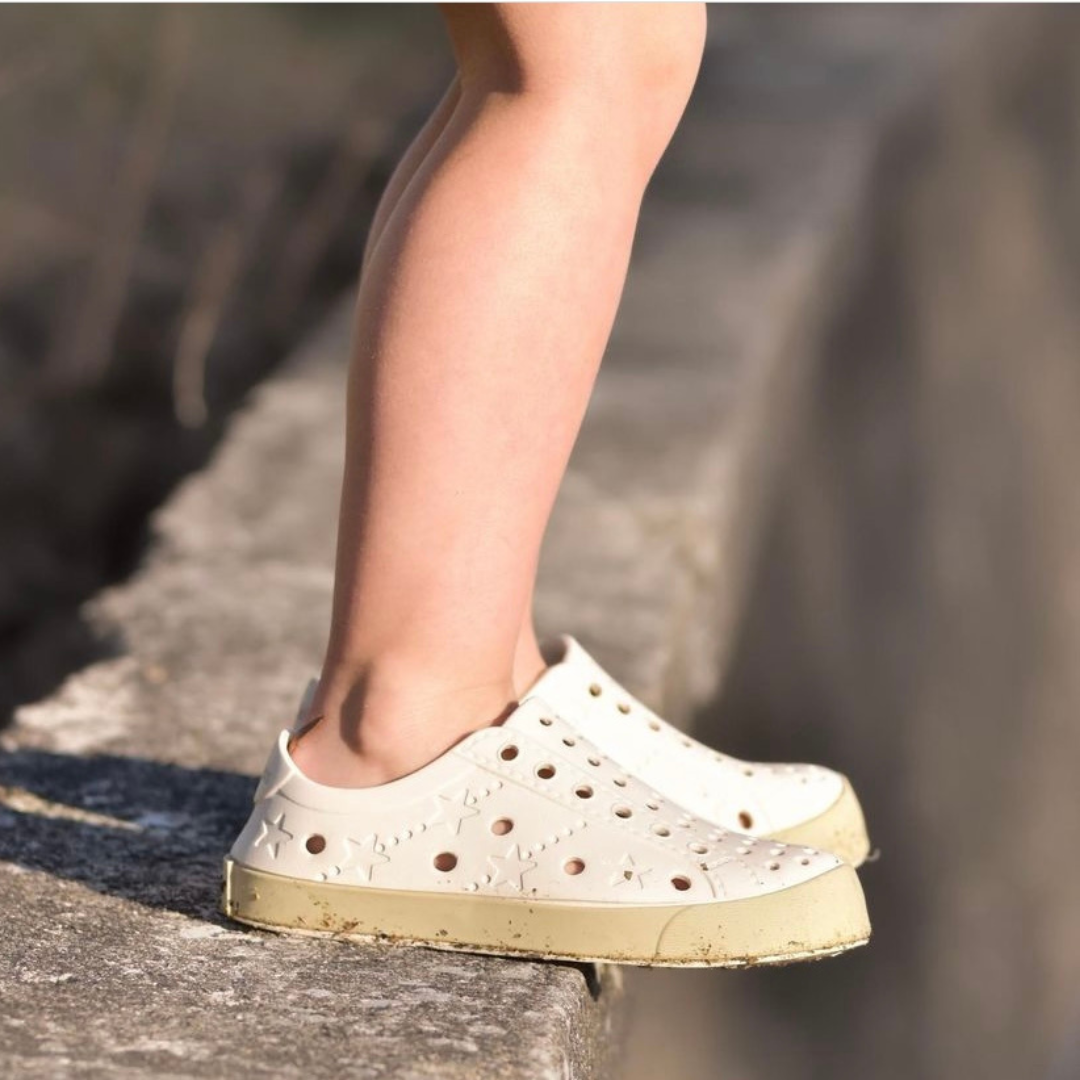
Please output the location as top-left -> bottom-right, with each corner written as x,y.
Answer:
427,789 -> 481,836
610,853 -> 651,889
487,844 -> 537,892
342,833 -> 391,882
253,812 -> 293,859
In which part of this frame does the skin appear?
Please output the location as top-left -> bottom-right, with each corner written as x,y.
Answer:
293,2 -> 707,787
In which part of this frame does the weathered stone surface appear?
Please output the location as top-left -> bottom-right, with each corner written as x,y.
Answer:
1,785 -> 613,1080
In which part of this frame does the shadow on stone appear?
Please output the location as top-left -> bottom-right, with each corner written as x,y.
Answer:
0,747 -> 605,988
0,749 -> 255,923
1,752 -> 617,1079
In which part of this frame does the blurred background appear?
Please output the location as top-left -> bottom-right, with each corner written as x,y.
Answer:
628,5 -> 1080,1077
3,5 -> 1079,1080
0,4 -> 449,716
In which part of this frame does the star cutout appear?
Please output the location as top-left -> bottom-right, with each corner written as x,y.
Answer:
253,812 -> 293,859
610,854 -> 651,890
342,833 -> 391,882
487,844 -> 537,892
427,789 -> 481,836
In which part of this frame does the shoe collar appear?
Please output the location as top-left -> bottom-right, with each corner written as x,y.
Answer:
523,633 -> 618,710
253,694 -> 566,808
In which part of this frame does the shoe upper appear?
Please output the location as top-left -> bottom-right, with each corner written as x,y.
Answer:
521,636 -> 848,837
229,696 -> 843,905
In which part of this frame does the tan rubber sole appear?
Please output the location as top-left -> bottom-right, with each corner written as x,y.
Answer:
222,857 -> 870,968
768,779 -> 872,867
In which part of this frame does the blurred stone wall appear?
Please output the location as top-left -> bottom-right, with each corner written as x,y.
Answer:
651,9 -> 1080,1079
0,6 -> 448,718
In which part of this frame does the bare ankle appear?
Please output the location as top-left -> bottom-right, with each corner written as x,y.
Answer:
290,667 -> 516,788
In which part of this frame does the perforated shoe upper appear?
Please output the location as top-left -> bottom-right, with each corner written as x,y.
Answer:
229,696 -> 843,905
521,636 -> 848,837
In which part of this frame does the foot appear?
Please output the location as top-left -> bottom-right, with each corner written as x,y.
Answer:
224,696 -> 870,966
519,636 -> 872,866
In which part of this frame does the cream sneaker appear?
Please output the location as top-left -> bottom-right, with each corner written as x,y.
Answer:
520,636 -> 872,866
223,696 -> 870,967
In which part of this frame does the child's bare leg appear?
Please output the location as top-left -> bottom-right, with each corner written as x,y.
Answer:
295,2 -> 706,787
365,79 -> 547,698
362,75 -> 461,271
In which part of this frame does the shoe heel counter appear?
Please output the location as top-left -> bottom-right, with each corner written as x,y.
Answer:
230,732 -> 297,863
229,800 -> 266,863
251,730 -> 296,804
228,789 -> 301,867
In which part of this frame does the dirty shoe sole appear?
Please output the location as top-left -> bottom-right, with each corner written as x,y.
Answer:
223,697 -> 872,967
222,857 -> 869,968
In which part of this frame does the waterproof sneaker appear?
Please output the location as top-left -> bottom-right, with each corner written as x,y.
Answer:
520,636 -> 872,866
223,696 -> 869,966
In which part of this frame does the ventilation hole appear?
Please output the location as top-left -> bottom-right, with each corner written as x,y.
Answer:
646,801 -> 660,811
564,858 -> 586,876
648,720 -> 661,732
614,806 -> 632,819
587,756 -> 601,767
768,861 -> 781,871
574,785 -> 594,800
491,818 -> 514,836
681,739 -> 693,748
617,702 -> 631,714
562,736 -> 576,747
738,810 -> 754,830
305,835 -> 326,855
500,745 -> 519,761
536,764 -> 556,780
800,857 -> 810,866
613,777 -> 628,788
652,824 -> 671,837
434,852 -> 458,872
743,768 -> 755,778
588,683 -> 603,697
539,716 -> 553,726
671,876 -> 692,892
688,842 -> 708,855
